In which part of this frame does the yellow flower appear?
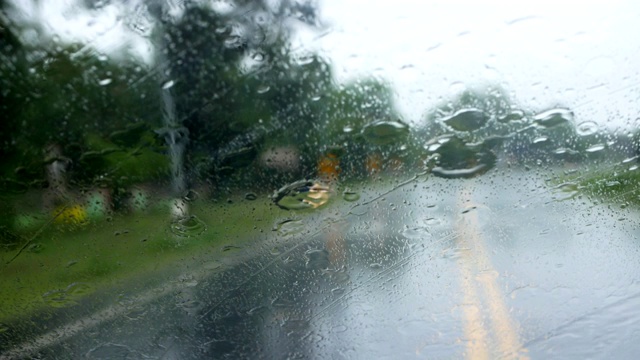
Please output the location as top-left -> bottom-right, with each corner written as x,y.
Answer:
54,205 -> 88,225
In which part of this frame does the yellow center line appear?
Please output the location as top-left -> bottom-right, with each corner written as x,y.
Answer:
457,248 -> 490,360
455,186 -> 529,360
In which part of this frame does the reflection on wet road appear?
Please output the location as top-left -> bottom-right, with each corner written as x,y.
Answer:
455,186 -> 528,359
7,169 -> 640,359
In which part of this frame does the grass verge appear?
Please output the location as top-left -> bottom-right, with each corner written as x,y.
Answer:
555,163 -> 640,207
0,195 -> 281,324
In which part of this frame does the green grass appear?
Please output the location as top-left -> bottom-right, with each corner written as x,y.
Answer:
579,168 -> 640,206
0,196 -> 282,323
0,174 -> 400,324
553,163 -> 640,207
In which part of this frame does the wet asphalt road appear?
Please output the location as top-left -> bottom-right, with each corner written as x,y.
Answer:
4,168 -> 640,359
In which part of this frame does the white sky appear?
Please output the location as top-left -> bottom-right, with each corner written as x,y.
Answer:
8,0 -> 640,129
313,0 -> 640,128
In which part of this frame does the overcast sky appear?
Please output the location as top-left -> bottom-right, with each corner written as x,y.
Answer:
8,0 -> 640,129
313,0 -> 640,128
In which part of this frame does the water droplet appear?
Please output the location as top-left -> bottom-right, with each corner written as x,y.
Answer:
533,136 -> 548,144
203,261 -> 222,270
585,143 -> 606,153
401,226 -> 430,239
295,54 -> 315,66
97,54 -> 108,61
98,78 -> 112,86
183,189 -> 199,202
498,109 -> 525,123
552,182 -> 581,201
361,120 -> 409,145
342,190 -> 360,202
331,287 -> 345,295
576,121 -> 598,136
431,164 -> 489,178
27,243 -> 43,253
305,249 -> 329,270
42,282 -> 93,308
272,180 -> 331,210
86,343 -> 132,359
332,325 -> 348,333
252,52 -> 265,61
170,215 -> 207,237
65,282 -> 94,297
170,199 -> 189,218
257,85 -> 270,94
179,275 -> 198,287
533,108 -> 573,128
343,125 -> 354,133
554,147 -> 578,155
425,135 -> 496,178
245,192 -> 257,201
162,80 -> 175,90
224,35 -> 242,48
273,219 -> 305,237
555,182 -> 579,192
442,247 -> 470,260
125,308 -> 147,321
222,245 -> 242,252
442,108 -> 488,131
42,289 -> 70,308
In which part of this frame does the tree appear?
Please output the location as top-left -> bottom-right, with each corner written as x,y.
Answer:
0,0 -> 407,216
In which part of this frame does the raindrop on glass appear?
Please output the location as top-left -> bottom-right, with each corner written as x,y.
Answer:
170,215 -> 207,237
402,226 -> 430,239
576,121 -> 598,136
305,249 -> 329,270
442,108 -> 488,131
224,35 -> 242,48
498,109 -> 525,123
431,164 -> 490,179
162,80 -> 175,90
274,219 -> 305,236
585,143 -> 606,153
183,189 -> 199,202
272,180 -> 331,210
342,190 -> 360,202
532,108 -> 573,128
361,120 -> 409,145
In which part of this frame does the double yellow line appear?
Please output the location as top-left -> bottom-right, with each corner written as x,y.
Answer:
454,186 -> 529,360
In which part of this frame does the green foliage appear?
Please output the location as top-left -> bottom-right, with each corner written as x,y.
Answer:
0,42 -> 166,185
580,169 -> 640,206
78,131 -> 169,188
159,3 -> 405,185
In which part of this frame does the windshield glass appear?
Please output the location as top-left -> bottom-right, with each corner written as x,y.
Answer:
1,1 -> 640,359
